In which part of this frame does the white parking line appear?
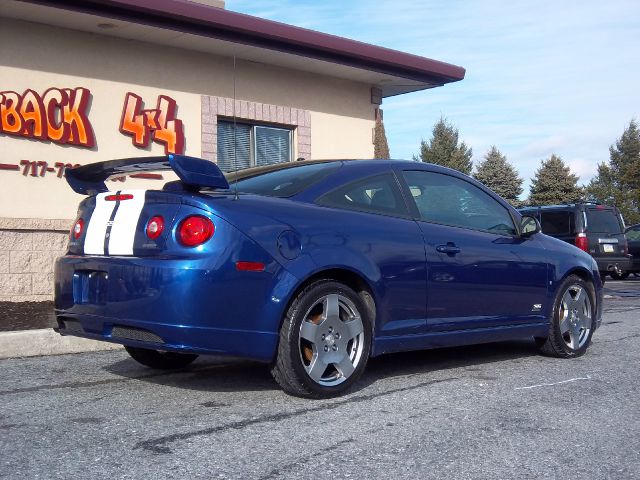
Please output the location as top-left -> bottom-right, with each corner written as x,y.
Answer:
515,375 -> 591,390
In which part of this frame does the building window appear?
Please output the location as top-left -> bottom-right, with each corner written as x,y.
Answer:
217,120 -> 293,172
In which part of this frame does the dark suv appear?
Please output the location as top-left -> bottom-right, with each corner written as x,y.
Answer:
519,203 -> 631,280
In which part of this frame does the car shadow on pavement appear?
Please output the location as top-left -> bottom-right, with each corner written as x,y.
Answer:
103,356 -> 278,393
360,339 -> 539,389
102,339 -> 541,395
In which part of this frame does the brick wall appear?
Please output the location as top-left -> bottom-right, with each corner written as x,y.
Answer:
201,95 -> 311,162
0,219 -> 70,302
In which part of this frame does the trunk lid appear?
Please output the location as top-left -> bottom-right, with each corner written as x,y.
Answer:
70,189 -> 183,256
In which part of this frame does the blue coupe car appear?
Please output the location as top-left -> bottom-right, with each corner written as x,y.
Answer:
55,155 -> 603,397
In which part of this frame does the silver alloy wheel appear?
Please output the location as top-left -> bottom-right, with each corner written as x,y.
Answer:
298,293 -> 365,386
558,283 -> 593,350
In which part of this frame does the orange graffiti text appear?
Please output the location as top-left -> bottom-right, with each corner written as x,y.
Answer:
0,88 -> 96,148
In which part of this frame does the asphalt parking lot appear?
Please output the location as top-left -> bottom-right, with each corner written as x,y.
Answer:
1,280 -> 639,479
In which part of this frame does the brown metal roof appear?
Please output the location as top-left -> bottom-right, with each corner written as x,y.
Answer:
18,0 -> 465,88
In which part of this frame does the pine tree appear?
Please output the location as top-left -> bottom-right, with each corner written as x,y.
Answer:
414,117 -> 473,175
585,162 -> 617,206
586,120 -> 640,223
373,110 -> 390,159
609,119 -> 640,190
528,154 -> 582,205
473,146 -> 523,206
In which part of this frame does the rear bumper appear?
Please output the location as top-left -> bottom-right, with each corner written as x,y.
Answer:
595,256 -> 631,274
55,314 -> 277,360
54,254 -> 295,362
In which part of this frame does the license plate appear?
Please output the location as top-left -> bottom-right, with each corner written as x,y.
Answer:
603,244 -> 614,253
73,271 -> 108,304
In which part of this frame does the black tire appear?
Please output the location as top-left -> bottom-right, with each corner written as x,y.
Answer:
270,280 -> 372,398
124,346 -> 198,369
609,271 -> 629,280
536,274 -> 595,358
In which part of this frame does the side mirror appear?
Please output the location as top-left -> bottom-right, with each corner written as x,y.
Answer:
520,215 -> 541,237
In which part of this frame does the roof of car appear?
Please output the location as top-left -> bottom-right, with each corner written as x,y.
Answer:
225,159 -> 434,182
230,157 -> 490,179
519,202 -> 616,211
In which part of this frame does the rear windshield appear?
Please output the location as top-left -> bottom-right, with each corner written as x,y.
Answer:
540,211 -> 572,235
586,209 -> 623,233
232,162 -> 341,198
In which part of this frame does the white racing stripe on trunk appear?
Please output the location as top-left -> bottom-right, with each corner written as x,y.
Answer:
84,193 -> 116,255
108,189 -> 147,255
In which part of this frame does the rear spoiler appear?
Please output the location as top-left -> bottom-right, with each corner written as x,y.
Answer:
65,155 -> 229,195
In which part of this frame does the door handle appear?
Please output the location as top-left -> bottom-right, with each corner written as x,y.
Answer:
436,243 -> 461,255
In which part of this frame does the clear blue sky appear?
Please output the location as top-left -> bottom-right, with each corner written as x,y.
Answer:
228,0 -> 640,194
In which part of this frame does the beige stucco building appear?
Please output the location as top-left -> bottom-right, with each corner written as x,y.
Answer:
0,0 -> 464,302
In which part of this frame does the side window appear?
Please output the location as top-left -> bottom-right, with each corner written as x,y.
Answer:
626,227 -> 640,241
539,211 -> 572,235
402,170 -> 517,235
317,173 -> 408,217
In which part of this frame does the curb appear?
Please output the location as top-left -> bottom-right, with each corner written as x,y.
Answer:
0,329 -> 122,359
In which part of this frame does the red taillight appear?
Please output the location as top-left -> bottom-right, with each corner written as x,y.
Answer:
575,233 -> 588,252
146,216 -> 164,240
72,218 -> 84,240
178,215 -> 214,247
105,194 -> 134,201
